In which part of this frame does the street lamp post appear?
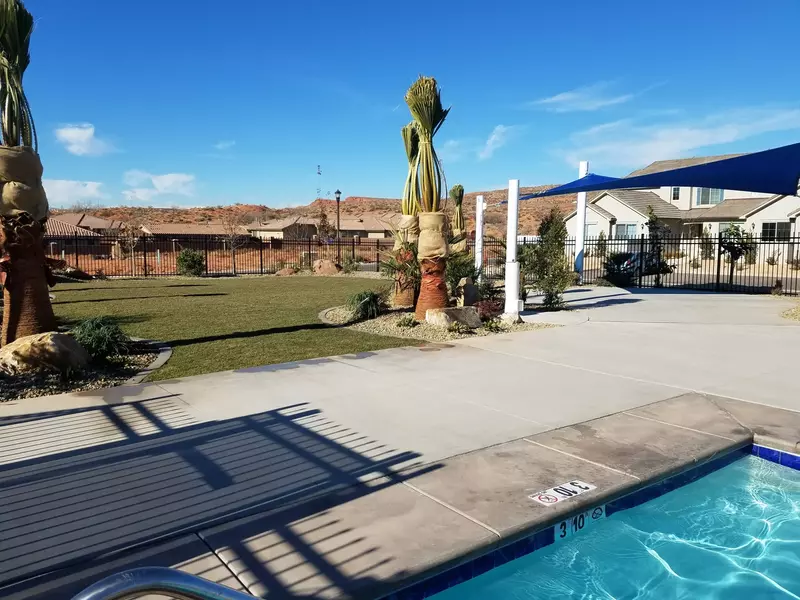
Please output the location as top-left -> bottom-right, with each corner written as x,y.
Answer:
335,189 -> 342,262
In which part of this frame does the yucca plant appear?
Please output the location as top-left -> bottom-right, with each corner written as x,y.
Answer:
401,122 -> 420,218
0,0 -> 54,346
449,184 -> 466,252
405,76 -> 451,320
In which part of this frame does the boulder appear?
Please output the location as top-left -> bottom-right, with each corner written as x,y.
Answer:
276,266 -> 298,276
426,306 -> 482,329
0,332 -> 90,375
313,259 -> 342,276
455,277 -> 479,307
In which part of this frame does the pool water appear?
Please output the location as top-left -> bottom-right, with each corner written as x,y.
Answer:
431,455 -> 800,599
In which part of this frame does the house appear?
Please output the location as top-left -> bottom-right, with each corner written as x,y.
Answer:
337,213 -> 401,239
140,222 -> 249,237
44,217 -> 108,255
52,212 -> 124,235
564,153 -> 800,242
247,216 -> 317,240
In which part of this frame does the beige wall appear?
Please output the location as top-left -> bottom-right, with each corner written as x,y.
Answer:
367,231 -> 387,239
595,195 -> 647,237
565,207 -> 610,238
745,196 -> 800,234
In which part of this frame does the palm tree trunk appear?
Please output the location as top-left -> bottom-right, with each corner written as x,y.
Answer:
1,217 -> 56,346
415,257 -> 448,320
2,253 -> 55,346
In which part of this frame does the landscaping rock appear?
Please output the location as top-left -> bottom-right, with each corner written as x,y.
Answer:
0,332 -> 90,375
313,259 -> 342,276
456,277 -> 479,307
426,306 -> 482,329
276,266 -> 298,276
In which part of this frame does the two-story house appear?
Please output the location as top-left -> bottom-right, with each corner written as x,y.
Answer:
565,153 -> 800,241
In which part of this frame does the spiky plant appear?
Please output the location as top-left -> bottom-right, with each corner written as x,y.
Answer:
401,122 -> 419,216
450,184 -> 464,230
404,76 -> 449,213
0,0 -> 54,346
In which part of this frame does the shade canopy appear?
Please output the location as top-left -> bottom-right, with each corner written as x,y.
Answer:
517,142 -> 800,201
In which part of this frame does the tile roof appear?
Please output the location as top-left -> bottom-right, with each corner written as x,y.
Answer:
53,212 -> 123,230
603,190 -> 684,219
626,153 -> 745,177
788,206 -> 800,218
338,213 -> 401,232
45,218 -> 101,237
141,222 -> 248,235
683,197 -> 773,221
248,216 -> 316,231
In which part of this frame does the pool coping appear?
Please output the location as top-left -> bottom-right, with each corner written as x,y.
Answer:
375,395 -> 800,600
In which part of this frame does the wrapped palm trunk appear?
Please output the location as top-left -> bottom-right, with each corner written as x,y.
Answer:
449,184 -> 466,253
415,212 -> 449,320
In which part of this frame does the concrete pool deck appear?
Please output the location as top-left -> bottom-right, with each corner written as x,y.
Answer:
4,392 -> 800,599
2,289 -> 800,598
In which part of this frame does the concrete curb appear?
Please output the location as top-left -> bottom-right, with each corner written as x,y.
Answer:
124,338 -> 173,385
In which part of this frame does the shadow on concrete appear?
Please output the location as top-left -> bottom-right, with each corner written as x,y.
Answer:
0,401 -> 438,599
53,292 -> 228,305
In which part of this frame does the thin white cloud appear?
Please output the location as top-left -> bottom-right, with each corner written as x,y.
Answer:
438,139 -> 466,163
478,125 -> 518,160
43,179 -> 106,207
54,123 -> 114,156
213,140 -> 236,151
564,107 -> 800,169
122,170 -> 195,204
532,82 -> 639,113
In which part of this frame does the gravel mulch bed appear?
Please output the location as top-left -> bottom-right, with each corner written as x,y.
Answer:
323,306 -> 556,343
0,350 -> 158,401
783,304 -> 800,321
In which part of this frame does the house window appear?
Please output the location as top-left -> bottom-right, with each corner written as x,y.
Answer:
615,223 -> 637,239
761,221 -> 791,241
696,188 -> 724,206
671,187 -> 680,202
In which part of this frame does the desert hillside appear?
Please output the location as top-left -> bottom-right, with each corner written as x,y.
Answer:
52,185 -> 578,237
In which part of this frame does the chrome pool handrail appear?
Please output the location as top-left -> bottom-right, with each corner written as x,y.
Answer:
70,566 -> 254,600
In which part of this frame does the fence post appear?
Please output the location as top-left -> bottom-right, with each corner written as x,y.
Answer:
73,231 -> 79,270
142,234 -> 148,277
638,234 -> 645,288
715,235 -> 723,291
374,239 -> 379,272
204,236 -> 209,275
352,237 -> 356,263
259,238 -> 264,275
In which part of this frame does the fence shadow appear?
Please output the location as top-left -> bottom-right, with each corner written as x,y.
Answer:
0,401 -> 438,599
52,292 -> 228,305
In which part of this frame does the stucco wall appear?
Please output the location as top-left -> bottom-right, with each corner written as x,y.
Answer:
595,195 -> 646,237
565,207 -> 611,238
744,196 -> 800,234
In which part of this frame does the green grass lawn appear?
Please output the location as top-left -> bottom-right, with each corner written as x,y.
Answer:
51,277 -> 415,380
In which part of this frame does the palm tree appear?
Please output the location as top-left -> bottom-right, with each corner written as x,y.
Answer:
390,122 -> 420,307
404,76 -> 450,320
0,0 -> 54,346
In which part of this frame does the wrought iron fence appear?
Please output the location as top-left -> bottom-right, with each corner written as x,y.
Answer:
47,232 -> 800,295
45,234 -> 394,278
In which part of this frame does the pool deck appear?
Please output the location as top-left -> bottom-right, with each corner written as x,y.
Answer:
4,391 -> 800,599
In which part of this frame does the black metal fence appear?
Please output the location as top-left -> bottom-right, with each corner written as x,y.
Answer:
475,235 -> 800,294
45,234 -> 394,278
47,232 -> 800,295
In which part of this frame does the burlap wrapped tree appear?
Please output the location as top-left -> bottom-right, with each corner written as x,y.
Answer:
391,122 -> 421,307
403,76 -> 451,321
449,184 -> 467,253
0,0 -> 55,346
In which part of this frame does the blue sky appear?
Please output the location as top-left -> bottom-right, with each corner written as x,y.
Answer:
26,0 -> 800,208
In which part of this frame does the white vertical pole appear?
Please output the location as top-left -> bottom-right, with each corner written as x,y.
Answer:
503,179 -> 521,323
474,194 -> 484,281
574,160 -> 589,283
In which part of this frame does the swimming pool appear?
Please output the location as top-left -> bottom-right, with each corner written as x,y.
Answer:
429,454 -> 800,599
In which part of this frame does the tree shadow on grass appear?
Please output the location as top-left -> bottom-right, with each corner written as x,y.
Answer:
0,400 -> 440,600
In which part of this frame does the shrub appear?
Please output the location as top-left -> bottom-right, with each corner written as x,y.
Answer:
772,280 -> 784,295
530,208 -> 573,307
71,317 -> 131,362
790,258 -> 800,271
447,321 -> 474,335
766,252 -> 780,266
482,318 -> 505,333
176,248 -> 206,276
93,268 -> 108,280
603,253 -> 635,288
396,315 -> 419,328
341,255 -> 359,274
593,230 -> 607,258
475,299 -> 503,321
445,251 -> 480,295
663,249 -> 686,260
700,229 -> 715,260
347,289 -> 386,320
690,257 -> 701,269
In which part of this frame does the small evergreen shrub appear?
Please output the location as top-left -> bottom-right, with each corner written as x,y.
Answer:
71,317 -> 131,362
447,321 -> 474,335
176,248 -> 206,276
482,318 -> 505,333
690,258 -> 701,269
396,315 -> 419,328
347,290 -> 386,320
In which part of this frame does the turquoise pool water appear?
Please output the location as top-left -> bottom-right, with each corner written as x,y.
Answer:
431,455 -> 800,599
